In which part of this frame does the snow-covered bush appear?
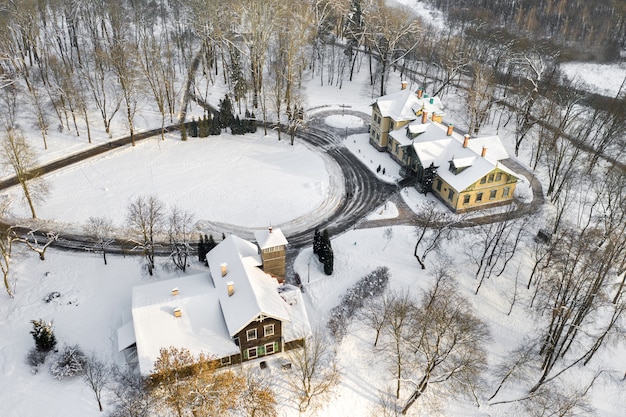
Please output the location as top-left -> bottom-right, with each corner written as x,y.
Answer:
327,267 -> 390,340
26,347 -> 47,368
50,345 -> 87,380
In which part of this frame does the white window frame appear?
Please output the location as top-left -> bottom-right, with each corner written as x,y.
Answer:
265,343 -> 275,355
264,324 -> 275,337
248,347 -> 258,359
246,328 -> 257,341
489,190 -> 497,200
221,356 -> 231,366
503,187 -> 510,197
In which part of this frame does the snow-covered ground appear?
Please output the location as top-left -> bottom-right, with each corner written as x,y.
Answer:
2,47 -> 626,417
560,62 -> 626,97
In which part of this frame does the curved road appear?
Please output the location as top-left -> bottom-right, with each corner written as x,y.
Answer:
0,109 -> 543,268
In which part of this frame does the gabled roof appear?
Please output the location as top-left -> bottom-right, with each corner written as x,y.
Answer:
127,232 -> 309,375
254,227 -> 288,250
403,121 -> 518,192
131,273 -> 239,375
207,235 -> 290,337
372,89 -> 445,122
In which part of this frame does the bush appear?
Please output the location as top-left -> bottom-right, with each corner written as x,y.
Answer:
327,267 -> 390,340
26,347 -> 47,368
50,345 -> 87,380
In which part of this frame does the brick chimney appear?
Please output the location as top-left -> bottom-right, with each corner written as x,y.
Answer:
173,307 -> 182,318
221,263 -> 228,277
401,80 -> 408,90
447,124 -> 454,136
481,146 -> 487,157
463,134 -> 470,148
227,281 -> 235,297
417,88 -> 423,98
422,111 -> 428,124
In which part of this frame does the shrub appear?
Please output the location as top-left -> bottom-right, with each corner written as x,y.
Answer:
26,347 -> 47,368
30,319 -> 57,353
50,345 -> 87,380
327,267 -> 390,340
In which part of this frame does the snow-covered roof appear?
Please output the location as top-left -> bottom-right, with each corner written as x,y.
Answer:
399,121 -> 518,192
254,227 -> 288,250
207,235 -> 290,337
373,89 -> 445,122
131,273 -> 239,375
128,233 -> 309,375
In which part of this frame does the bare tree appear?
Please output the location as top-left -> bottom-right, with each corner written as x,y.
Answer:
83,216 -> 115,265
413,201 -> 461,269
380,290 -> 415,400
0,198 -> 19,298
366,1 -> 421,96
167,207 -> 194,273
20,229 -> 59,261
82,352 -> 111,412
401,284 -> 489,415
109,366 -> 155,417
1,128 -> 48,219
127,195 -> 165,276
287,329 -> 340,413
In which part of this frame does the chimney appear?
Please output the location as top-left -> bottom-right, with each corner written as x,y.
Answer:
227,281 -> 235,297
422,111 -> 428,124
171,287 -> 179,296
430,97 -> 434,104
173,307 -> 182,318
417,88 -> 423,98
401,80 -> 408,90
447,124 -> 454,136
268,226 -> 273,234
481,146 -> 488,157
463,134 -> 470,148
221,263 -> 228,277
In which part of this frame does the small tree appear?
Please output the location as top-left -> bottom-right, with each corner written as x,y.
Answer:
319,229 -> 334,275
127,195 -> 165,276
83,216 -> 115,265
287,329 -> 340,413
82,353 -> 111,412
30,319 -> 57,353
50,345 -> 87,380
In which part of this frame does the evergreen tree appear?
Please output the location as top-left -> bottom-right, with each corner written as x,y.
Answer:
30,319 -> 57,353
198,235 -> 206,262
206,234 -> 216,252
421,162 -> 438,194
219,95 -> 234,131
313,229 -> 322,257
190,117 -> 199,137
321,229 -> 334,275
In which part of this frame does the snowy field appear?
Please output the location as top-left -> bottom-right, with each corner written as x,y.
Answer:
1,45 -> 626,417
5,131 -> 331,230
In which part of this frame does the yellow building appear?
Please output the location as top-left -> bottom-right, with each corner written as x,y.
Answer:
370,82 -> 445,165
370,84 -> 519,213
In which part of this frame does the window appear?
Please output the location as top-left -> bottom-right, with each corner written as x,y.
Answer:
264,324 -> 275,337
246,329 -> 257,341
463,195 -> 470,204
480,176 -> 486,184
234,337 -> 240,346
447,189 -> 455,201
436,179 -> 442,191
265,343 -> 275,355
495,172 -> 502,182
488,174 -> 494,183
247,347 -> 258,359
476,192 -> 483,202
489,190 -> 497,200
503,187 -> 510,197
221,356 -> 231,366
